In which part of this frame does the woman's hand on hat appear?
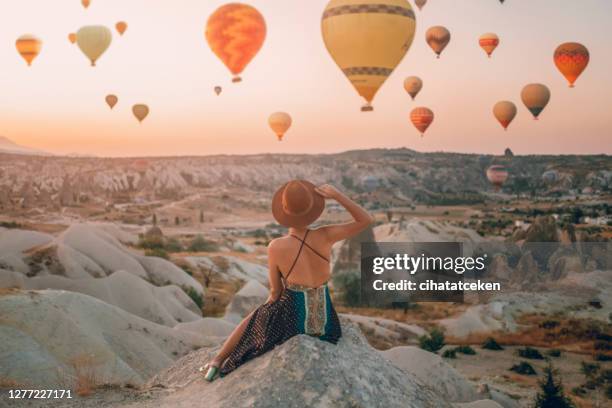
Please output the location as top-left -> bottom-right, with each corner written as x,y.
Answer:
315,184 -> 341,200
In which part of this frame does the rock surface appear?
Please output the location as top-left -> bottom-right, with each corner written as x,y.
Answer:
380,346 -> 480,403
138,321 -> 453,408
0,270 -> 201,327
0,290 -> 214,388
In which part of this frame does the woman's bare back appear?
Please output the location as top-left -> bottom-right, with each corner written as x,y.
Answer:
269,228 -> 332,288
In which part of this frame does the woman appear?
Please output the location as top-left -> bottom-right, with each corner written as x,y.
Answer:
202,180 -> 374,381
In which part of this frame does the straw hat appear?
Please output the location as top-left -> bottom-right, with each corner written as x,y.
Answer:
272,180 -> 325,228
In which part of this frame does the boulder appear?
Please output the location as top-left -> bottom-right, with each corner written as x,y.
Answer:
224,280 -> 268,324
144,322 -> 453,408
380,346 -> 480,403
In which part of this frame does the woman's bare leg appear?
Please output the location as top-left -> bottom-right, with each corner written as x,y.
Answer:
210,311 -> 254,366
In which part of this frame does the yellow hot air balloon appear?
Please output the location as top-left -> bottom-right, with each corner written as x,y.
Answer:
322,0 -> 416,112
116,21 -> 128,36
415,0 -> 427,10
554,42 -> 589,88
403,76 -> 422,100
521,83 -> 550,120
493,101 -> 517,131
105,94 -> 118,110
486,165 -> 508,191
268,112 -> 292,141
132,104 -> 149,123
76,26 -> 112,66
68,33 -> 77,44
16,35 -> 42,66
426,26 -> 450,58
479,33 -> 499,58
206,3 -> 266,83
410,107 -> 434,136
82,0 -> 91,9
214,86 -> 222,96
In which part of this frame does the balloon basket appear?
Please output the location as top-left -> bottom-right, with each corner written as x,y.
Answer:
277,135 -> 283,142
569,84 -> 575,88
232,76 -> 242,83
361,105 -> 373,112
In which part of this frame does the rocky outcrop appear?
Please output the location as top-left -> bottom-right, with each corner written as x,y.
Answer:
0,270 -> 201,327
380,346 -> 479,403
0,290 -> 214,388
143,321 -> 453,408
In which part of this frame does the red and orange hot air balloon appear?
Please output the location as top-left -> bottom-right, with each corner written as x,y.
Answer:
410,107 -> 434,136
479,33 -> 499,58
68,33 -> 77,44
115,21 -> 128,36
205,3 -> 266,83
553,42 -> 589,88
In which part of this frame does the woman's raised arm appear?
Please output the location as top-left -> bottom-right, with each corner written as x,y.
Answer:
315,184 -> 374,243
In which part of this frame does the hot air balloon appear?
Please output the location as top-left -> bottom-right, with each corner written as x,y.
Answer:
206,3 -> 266,83
214,86 -> 222,96
105,94 -> 118,110
68,33 -> 77,44
403,76 -> 422,100
268,112 -> 292,141
493,101 -> 517,130
553,42 -> 589,88
115,21 -> 128,36
132,104 -> 149,123
322,0 -> 416,111
82,0 -> 91,8
16,35 -> 42,66
486,165 -> 508,191
76,25 -> 112,66
521,83 -> 550,120
415,0 -> 427,10
410,107 -> 434,136
426,26 -> 450,58
479,33 -> 499,58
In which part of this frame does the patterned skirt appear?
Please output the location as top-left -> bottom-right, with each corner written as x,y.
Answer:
219,284 -> 342,377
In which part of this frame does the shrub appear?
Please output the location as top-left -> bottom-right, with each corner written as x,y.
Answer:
184,287 -> 203,310
0,221 -> 22,229
188,235 -> 219,252
534,364 -> 576,408
547,349 -> 562,358
482,337 -> 504,351
454,345 -> 476,355
419,329 -> 445,354
594,353 -> 612,362
442,349 -> 456,359
145,248 -> 169,260
139,236 -> 164,250
165,238 -> 183,252
518,346 -> 544,360
510,361 -> 537,376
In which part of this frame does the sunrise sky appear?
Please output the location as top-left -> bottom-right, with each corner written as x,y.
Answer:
1,0 -> 611,157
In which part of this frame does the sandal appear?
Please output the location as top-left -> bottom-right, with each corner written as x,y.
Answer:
199,363 -> 220,382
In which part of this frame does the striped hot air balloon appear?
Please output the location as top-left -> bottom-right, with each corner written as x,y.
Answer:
553,42 -> 589,87
206,3 -> 266,83
410,107 -> 434,136
486,165 -> 508,191
479,33 -> 499,58
321,0 -> 417,112
16,35 -> 42,66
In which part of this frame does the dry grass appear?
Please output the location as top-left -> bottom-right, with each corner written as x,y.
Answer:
201,274 -> 243,318
0,377 -> 24,389
56,354 -> 108,397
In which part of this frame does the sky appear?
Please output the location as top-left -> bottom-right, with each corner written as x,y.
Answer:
0,0 -> 611,157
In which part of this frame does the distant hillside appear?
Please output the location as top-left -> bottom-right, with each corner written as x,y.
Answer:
0,148 -> 609,210
0,136 -> 50,156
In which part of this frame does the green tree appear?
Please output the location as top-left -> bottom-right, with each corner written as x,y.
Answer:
418,329 -> 445,354
152,213 -> 157,226
534,364 -> 575,408
175,216 -> 180,226
199,209 -> 204,223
